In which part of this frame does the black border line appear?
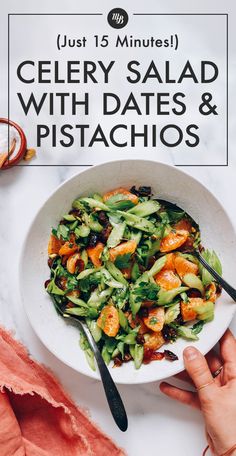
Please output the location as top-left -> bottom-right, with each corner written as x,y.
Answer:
7,12 -> 228,167
133,13 -> 226,16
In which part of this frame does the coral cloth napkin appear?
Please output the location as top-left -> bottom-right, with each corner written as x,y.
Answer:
0,327 -> 125,456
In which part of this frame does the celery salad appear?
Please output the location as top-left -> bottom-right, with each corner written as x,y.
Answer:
45,186 -> 222,370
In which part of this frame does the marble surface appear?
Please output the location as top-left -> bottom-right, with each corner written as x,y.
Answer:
1,0 -> 236,455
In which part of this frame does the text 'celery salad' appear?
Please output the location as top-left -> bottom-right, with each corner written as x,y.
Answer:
45,186 -> 222,370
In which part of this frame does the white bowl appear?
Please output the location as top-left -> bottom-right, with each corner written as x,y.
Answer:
20,160 -> 236,384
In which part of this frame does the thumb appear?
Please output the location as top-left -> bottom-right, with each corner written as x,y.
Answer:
183,346 -> 217,399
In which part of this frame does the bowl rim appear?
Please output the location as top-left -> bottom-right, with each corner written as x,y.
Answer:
19,159 -> 236,384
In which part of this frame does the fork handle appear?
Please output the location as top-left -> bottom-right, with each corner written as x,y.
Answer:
81,324 -> 128,432
196,251 -> 236,302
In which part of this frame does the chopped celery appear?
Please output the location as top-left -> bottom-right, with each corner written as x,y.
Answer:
131,344 -> 144,369
101,345 -> 111,364
66,296 -> 88,307
178,326 -> 199,341
129,230 -> 142,245
79,333 -> 96,371
117,342 -> 125,359
80,249 -> 88,267
200,250 -> 222,286
195,300 -> 214,321
79,197 -> 110,211
129,292 -> 142,317
157,287 -> 189,305
131,262 -> 140,282
69,220 -> 78,231
106,194 -> 135,211
145,239 -> 161,259
165,302 -> 180,324
77,268 -> 100,280
128,200 -> 160,217
105,261 -> 128,286
116,211 -> 156,233
93,193 -> 103,202
87,287 -> 113,307
101,268 -> 125,289
86,319 -> 102,342
75,224 -> 90,238
65,307 -> 98,318
147,256 -> 167,277
107,222 -> 126,248
82,213 -> 103,233
123,332 -> 137,345
118,309 -> 129,332
47,279 -> 65,296
63,214 -> 77,222
182,273 -> 204,295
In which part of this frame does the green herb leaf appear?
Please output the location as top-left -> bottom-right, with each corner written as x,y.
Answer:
114,253 -> 132,269
191,320 -> 204,335
57,224 -> 70,240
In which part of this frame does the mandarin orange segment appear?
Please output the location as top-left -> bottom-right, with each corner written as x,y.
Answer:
48,234 -> 61,255
155,269 -> 181,290
87,242 -> 104,267
181,297 -> 203,322
97,305 -> 120,337
144,331 -> 165,350
103,187 -> 139,205
206,282 -> 217,302
109,240 -> 137,262
143,307 -> 165,332
66,253 -> 81,274
160,229 -> 189,253
174,255 -> 199,278
163,253 -> 176,271
59,241 -> 78,256
174,218 -> 192,232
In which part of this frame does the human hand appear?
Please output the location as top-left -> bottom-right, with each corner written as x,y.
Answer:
160,329 -> 236,456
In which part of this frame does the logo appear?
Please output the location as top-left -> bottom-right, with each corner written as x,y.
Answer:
107,8 -> 129,29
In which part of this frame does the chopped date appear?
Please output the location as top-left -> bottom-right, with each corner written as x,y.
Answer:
136,334 -> 145,345
123,353 -> 132,363
99,225 -> 112,243
179,236 -> 195,252
61,255 -> 69,266
44,279 -> 51,289
48,257 -> 57,268
138,307 -> 149,318
55,276 -> 67,291
76,259 -> 85,273
130,186 -> 152,197
216,283 -> 222,295
164,350 -> 178,361
187,289 -> 202,299
175,313 -> 184,325
113,356 -> 123,367
98,211 -> 109,225
69,209 -> 81,218
143,348 -> 164,364
162,325 -> 178,342
88,233 -> 100,248
198,243 -> 205,253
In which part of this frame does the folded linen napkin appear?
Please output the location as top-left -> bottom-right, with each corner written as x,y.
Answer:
0,327 -> 125,456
